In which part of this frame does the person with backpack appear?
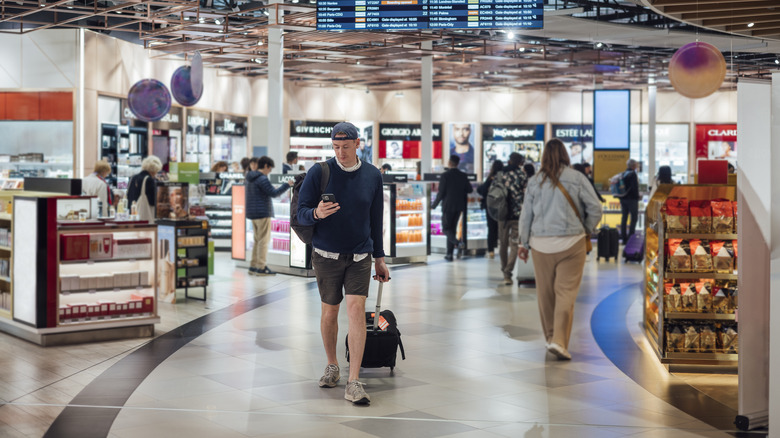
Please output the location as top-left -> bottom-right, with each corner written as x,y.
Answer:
517,139 -> 602,360
432,155 -> 473,261
616,159 -> 640,244
495,152 -> 527,285
246,156 -> 294,276
295,122 -> 390,405
477,160 -> 504,259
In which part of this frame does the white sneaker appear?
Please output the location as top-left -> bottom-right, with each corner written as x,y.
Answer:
547,342 -> 572,360
344,380 -> 370,404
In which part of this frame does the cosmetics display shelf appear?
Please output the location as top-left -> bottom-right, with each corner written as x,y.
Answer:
57,224 -> 159,329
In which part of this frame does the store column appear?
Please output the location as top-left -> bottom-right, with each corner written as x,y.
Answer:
647,83 -> 656,188
267,0 -> 284,162
770,73 -> 780,434
736,78 -> 773,430
420,40 -> 433,174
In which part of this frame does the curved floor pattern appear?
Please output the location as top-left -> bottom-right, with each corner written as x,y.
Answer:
35,255 -> 747,438
590,283 -> 756,436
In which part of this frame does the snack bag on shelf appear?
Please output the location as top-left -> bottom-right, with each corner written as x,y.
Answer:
667,239 -> 691,272
689,200 -> 712,233
731,284 -> 738,310
721,325 -> 739,354
690,239 -> 713,272
667,325 -> 685,353
664,283 -> 682,312
712,283 -> 733,314
695,281 -> 713,312
711,199 -> 735,233
732,201 -> 738,232
710,240 -> 735,274
700,324 -> 718,353
681,283 -> 697,312
663,197 -> 689,233
684,324 -> 700,353
732,240 -> 738,272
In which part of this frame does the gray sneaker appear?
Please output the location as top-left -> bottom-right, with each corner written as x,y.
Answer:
344,380 -> 370,404
318,364 -> 340,388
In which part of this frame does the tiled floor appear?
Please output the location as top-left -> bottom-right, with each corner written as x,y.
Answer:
0,251 -> 744,437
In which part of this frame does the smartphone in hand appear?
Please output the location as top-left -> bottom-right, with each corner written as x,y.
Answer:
321,193 -> 337,203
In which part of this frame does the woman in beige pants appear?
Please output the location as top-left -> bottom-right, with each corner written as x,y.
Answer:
517,139 -> 602,360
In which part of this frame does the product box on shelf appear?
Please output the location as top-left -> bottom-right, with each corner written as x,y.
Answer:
89,234 -> 113,259
61,234 -> 90,261
112,238 -> 152,259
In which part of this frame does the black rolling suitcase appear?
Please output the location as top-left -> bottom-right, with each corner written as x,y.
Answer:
345,282 -> 406,372
597,226 -> 620,262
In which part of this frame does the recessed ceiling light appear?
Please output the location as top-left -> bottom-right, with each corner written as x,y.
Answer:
184,16 -> 190,20
198,17 -> 205,23
258,41 -> 263,46
518,47 -> 525,52
595,42 -> 603,48
507,32 -> 515,39
484,70 -> 489,74
747,22 -> 755,28
775,59 -> 779,64
214,18 -> 223,25
357,60 -> 360,65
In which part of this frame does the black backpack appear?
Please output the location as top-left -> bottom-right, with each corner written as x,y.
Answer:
290,161 -> 330,244
485,174 -> 509,221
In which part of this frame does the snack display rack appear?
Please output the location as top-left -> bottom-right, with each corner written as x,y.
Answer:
157,219 -> 209,301
0,191 -> 13,320
644,184 -> 738,366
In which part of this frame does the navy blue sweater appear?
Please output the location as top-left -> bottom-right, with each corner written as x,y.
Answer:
245,171 -> 290,219
296,158 -> 385,258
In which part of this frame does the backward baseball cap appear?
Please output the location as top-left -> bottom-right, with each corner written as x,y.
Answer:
331,122 -> 359,140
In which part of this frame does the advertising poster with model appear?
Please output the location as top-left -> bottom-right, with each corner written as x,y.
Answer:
482,124 -> 545,175
695,124 -> 737,169
448,122 -> 477,174
157,182 -> 189,219
552,124 -> 593,165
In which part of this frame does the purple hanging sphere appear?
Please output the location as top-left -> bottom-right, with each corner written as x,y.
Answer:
171,66 -> 203,107
127,79 -> 172,122
668,42 -> 726,99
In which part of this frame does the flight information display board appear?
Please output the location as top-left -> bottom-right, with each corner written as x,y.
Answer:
316,0 -> 543,31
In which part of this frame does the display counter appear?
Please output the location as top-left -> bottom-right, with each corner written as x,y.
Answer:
426,173 -> 486,256
644,184 -> 738,367
382,175 -> 429,264
0,191 -> 159,345
157,219 -> 209,302
231,176 -> 314,277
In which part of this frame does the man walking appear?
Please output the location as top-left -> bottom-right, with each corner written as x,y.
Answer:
497,152 -> 528,285
246,156 -> 294,275
296,121 -> 390,405
432,155 -> 473,261
617,158 -> 640,244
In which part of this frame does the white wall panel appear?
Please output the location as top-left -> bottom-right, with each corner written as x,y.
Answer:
0,30 -> 76,89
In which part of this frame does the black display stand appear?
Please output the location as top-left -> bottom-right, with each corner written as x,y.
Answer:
158,219 -> 209,301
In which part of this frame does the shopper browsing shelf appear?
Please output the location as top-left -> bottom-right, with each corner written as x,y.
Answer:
518,139 -> 602,360
283,151 -> 298,174
246,156 -> 294,276
296,121 -> 390,405
477,159 -> 504,259
432,155 -> 473,261
82,161 -> 114,217
126,156 -> 162,223
211,161 -> 229,173
496,152 -> 528,284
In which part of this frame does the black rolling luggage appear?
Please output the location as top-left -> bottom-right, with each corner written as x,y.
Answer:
345,282 -> 405,372
597,226 -> 620,262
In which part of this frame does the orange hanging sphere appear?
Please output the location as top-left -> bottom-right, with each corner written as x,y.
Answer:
668,42 -> 727,99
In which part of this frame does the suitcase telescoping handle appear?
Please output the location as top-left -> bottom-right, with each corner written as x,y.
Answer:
372,281 -> 384,332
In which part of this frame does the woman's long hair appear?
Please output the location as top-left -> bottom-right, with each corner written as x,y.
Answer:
657,165 -> 674,184
488,160 -> 504,179
539,138 -> 570,185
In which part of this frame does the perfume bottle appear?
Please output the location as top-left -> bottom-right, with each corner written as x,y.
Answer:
131,201 -> 138,216
109,206 -> 116,218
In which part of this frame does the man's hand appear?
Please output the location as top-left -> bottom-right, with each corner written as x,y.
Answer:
315,200 -> 339,219
287,179 -> 295,187
517,247 -> 529,263
373,257 -> 390,282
